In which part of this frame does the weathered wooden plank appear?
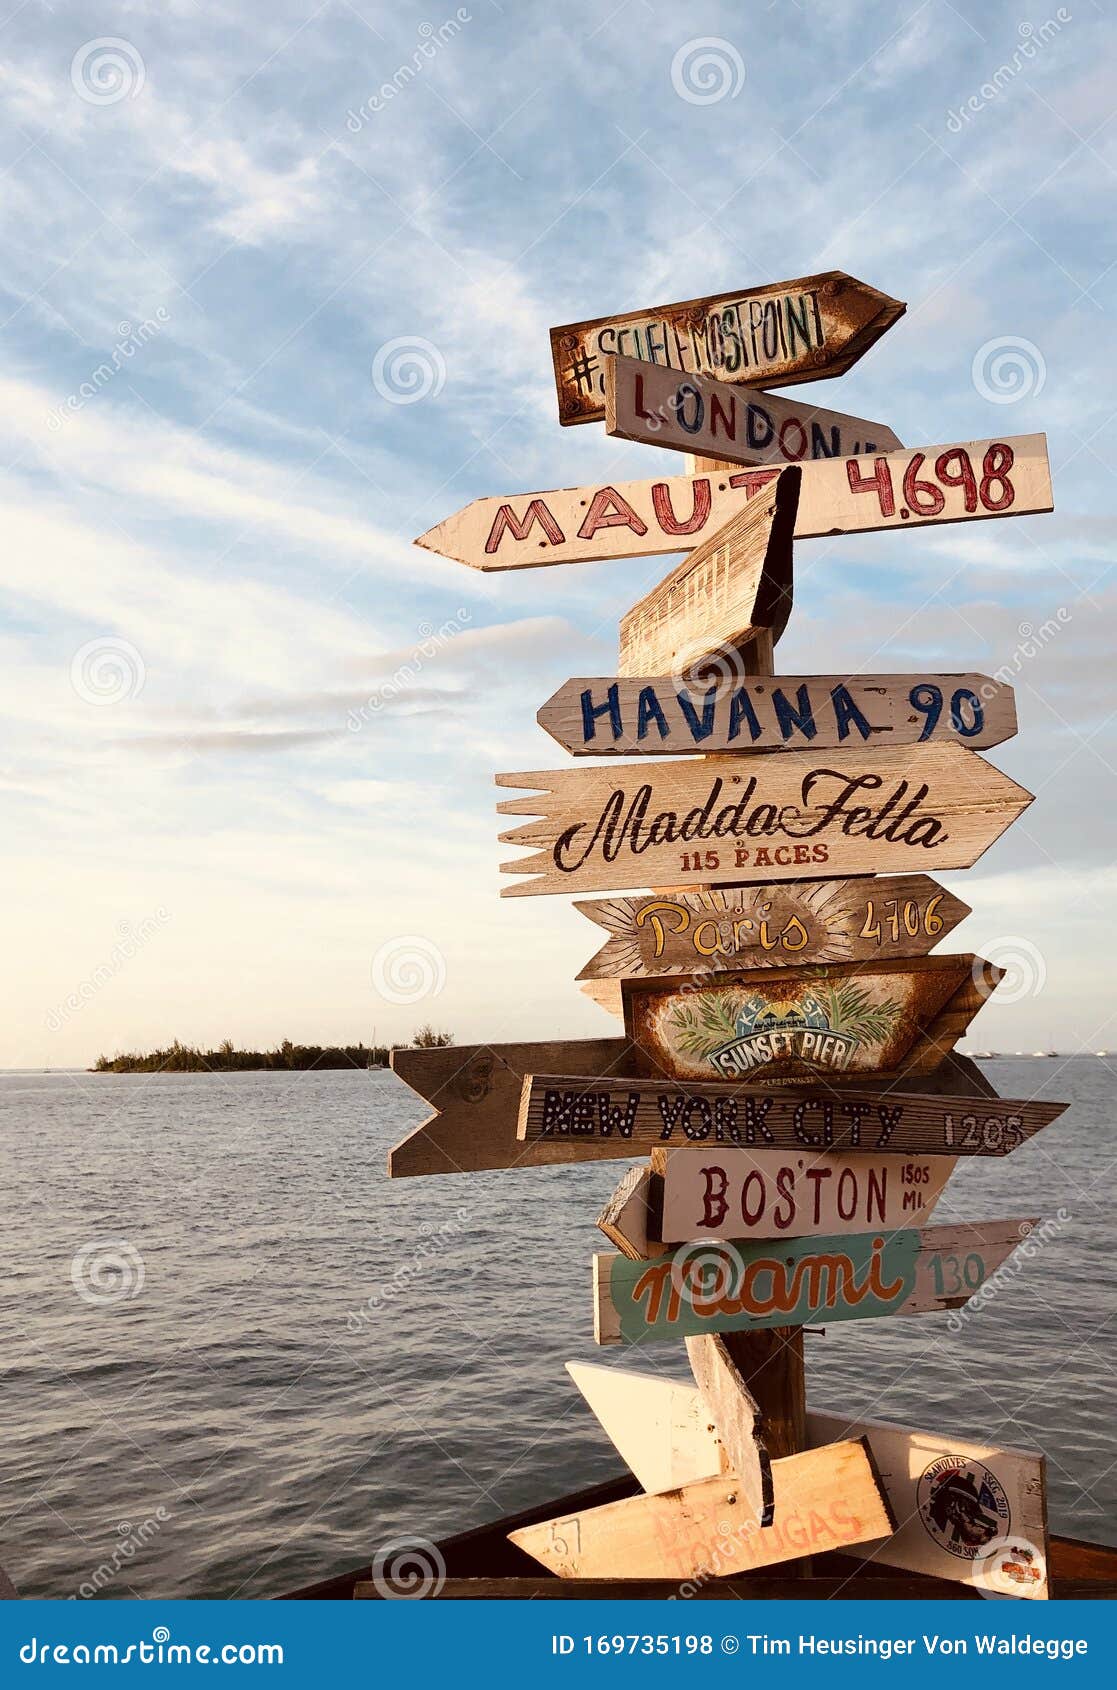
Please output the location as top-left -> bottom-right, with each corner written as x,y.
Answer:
593,1219 -> 1035,1345
509,1439 -> 894,1579
540,674 -> 1017,755
351,1573 -> 974,1598
580,978 -> 625,1017
595,1164 -> 666,1261
518,1074 -> 1064,1156
550,272 -> 906,426
658,1146 -> 955,1243
416,436 -> 1052,570
807,1410 -> 1049,1598
388,1037 -> 637,1177
390,1045 -> 999,1179
623,954 -> 992,1084
566,1361 -> 724,1492
562,1365 -> 1048,1597
605,352 -> 903,464
575,877 -> 972,981
617,466 -> 799,677
685,1334 -> 772,1524
497,744 -> 1033,897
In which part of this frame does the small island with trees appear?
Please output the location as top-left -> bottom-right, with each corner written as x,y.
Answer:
91,1027 -> 454,1073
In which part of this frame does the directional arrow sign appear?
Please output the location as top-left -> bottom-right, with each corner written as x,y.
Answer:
415,435 -> 1052,570
540,674 -> 1017,756
617,467 -> 798,676
509,1439 -> 894,1578
388,1041 -> 1002,1178
622,954 -> 1001,1085
497,744 -> 1033,898
564,1364 -> 1049,1596
517,1075 -> 1067,1156
592,1218 -> 1036,1344
575,877 -> 972,981
605,352 -> 903,466
656,1147 -> 955,1244
549,271 -> 906,426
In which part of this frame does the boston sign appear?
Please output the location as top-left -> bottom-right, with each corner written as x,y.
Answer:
655,1147 -> 955,1243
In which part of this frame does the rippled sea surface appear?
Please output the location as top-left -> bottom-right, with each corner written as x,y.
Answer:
0,1058 -> 1113,1598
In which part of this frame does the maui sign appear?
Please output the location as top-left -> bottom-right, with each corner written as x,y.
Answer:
416,436 -> 1053,570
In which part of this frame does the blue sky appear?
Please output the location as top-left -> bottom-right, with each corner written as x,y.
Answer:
1,0 -> 1114,1066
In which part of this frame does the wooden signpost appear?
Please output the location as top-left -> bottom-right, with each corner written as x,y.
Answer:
510,1439 -> 895,1579
387,261 -> 1072,1598
574,877 -> 972,981
656,1147 -> 955,1244
622,953 -> 999,1083
497,744 -> 1033,897
540,674 -> 1017,756
415,436 -> 1053,571
518,1074 -> 1067,1155
593,1218 -> 1034,1345
616,467 -> 798,677
605,352 -> 903,466
564,1364 -> 1049,1596
549,272 -> 906,425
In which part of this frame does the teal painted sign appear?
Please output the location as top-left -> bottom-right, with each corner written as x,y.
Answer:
596,1222 -> 1029,1346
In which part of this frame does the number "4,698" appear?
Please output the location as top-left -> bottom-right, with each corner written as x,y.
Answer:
847,443 -> 1015,519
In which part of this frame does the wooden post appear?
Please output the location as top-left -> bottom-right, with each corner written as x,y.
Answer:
685,450 -> 809,1550
719,1328 -> 807,1461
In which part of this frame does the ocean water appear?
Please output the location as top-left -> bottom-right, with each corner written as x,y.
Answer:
0,1057 -> 1112,1599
